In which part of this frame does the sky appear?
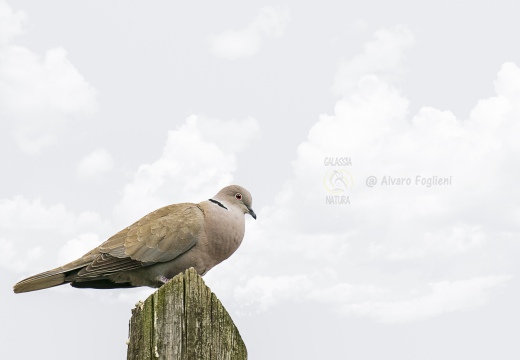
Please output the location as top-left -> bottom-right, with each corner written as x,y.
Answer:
1,1 -> 519,359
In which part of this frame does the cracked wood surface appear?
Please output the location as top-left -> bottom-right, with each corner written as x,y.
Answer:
127,268 -> 247,359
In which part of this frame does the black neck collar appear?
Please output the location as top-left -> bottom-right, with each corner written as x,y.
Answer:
209,198 -> 228,210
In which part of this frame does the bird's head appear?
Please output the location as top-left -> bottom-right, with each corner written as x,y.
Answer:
213,185 -> 256,219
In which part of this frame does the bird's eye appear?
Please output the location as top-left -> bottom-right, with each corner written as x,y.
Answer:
235,193 -> 242,200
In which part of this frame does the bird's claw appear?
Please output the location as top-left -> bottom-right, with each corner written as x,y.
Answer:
158,276 -> 170,284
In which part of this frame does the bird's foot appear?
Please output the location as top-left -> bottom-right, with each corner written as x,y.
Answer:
158,276 -> 170,284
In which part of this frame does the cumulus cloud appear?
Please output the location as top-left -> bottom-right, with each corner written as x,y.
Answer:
269,27 -> 520,262
0,238 -> 43,273
196,116 -> 260,152
229,270 -> 510,323
207,26 -> 519,323
0,196 -> 109,234
0,0 -> 26,43
58,233 -> 102,263
341,275 -> 512,323
234,274 -> 313,312
77,148 -> 114,178
0,0 -> 97,153
0,196 -> 76,233
332,25 -> 414,97
114,115 -> 260,225
209,5 -> 290,60
370,223 -> 487,260
0,196 -> 110,275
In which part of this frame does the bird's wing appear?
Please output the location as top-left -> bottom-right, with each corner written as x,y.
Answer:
75,203 -> 204,279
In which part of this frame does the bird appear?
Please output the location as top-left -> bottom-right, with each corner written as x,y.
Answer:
13,185 -> 256,293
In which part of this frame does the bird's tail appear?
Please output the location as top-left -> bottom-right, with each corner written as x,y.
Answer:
13,259 -> 90,294
13,269 -> 68,293
14,252 -> 100,293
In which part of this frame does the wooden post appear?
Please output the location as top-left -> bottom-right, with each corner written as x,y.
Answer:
127,268 -> 247,360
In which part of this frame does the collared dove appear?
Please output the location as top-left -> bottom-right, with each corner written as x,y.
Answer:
13,185 -> 256,293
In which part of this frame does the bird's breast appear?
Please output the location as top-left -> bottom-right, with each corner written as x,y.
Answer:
203,207 -> 245,264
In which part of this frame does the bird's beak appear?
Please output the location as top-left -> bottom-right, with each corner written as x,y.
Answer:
247,208 -> 257,220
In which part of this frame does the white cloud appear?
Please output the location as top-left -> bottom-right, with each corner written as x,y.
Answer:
0,196 -> 76,233
495,62 -> 520,97
370,224 -> 487,260
229,271 -> 385,314
207,26 -> 520,323
0,1 -> 97,153
196,116 -> 260,152
309,281 -> 387,304
0,196 -> 109,234
58,233 -> 102,263
0,196 -> 111,274
234,274 -> 313,312
114,114 -> 260,225
270,27 -> 520,259
209,5 -> 290,60
77,148 -> 114,178
0,0 -> 26,44
332,25 -> 414,97
341,275 -> 512,323
0,238 -> 43,273
223,267 -> 511,323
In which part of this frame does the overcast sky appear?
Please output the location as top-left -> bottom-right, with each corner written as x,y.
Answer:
1,1 -> 520,359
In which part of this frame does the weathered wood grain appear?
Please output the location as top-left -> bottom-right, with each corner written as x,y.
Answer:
127,268 -> 247,359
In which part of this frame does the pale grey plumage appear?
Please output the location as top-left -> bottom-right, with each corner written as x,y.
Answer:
13,185 -> 256,293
